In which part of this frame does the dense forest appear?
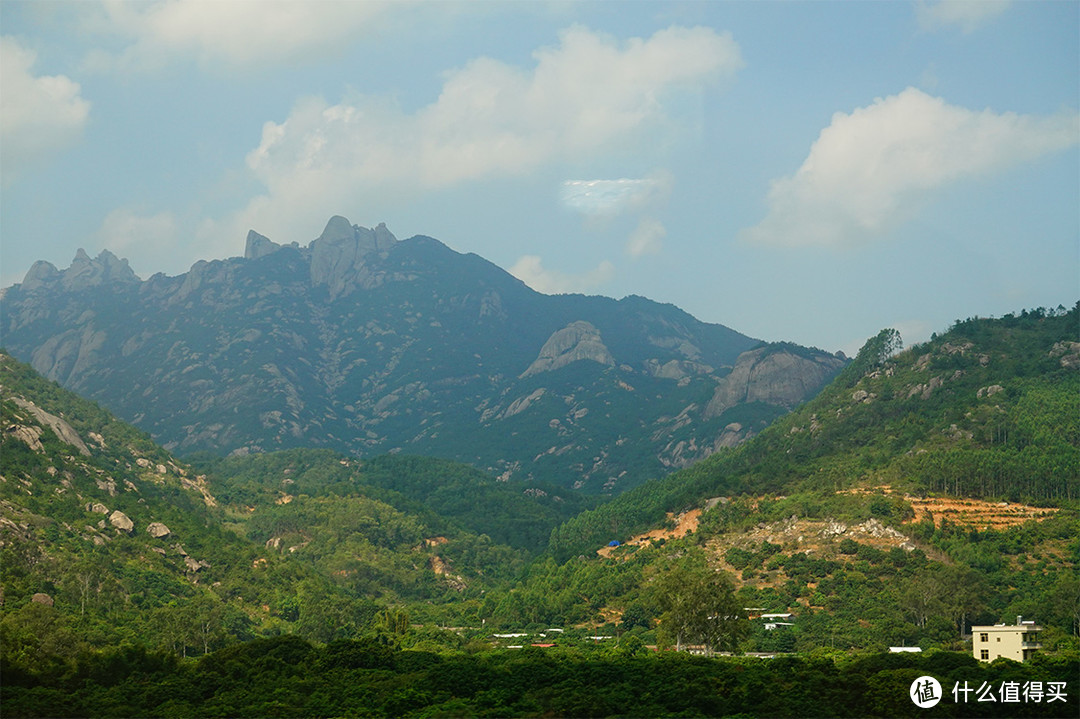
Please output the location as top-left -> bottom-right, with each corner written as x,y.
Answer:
3,637 -> 1077,718
2,305 -> 1078,717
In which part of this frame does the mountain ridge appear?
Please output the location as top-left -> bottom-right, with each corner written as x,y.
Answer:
1,216 -> 845,492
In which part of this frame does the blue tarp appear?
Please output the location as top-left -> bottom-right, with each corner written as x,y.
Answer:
608,540 -> 620,547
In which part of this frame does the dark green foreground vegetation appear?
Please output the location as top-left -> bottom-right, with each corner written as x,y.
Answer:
3,636 -> 1076,718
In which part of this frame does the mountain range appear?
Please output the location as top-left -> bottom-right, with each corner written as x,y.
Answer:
1,216 -> 845,493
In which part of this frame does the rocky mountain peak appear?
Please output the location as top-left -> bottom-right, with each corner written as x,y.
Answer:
59,248 -> 139,291
244,230 -> 283,260
316,215 -> 355,244
20,260 -> 60,291
309,216 -> 399,297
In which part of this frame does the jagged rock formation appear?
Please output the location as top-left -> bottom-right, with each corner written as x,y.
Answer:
1,217 -> 845,493
244,230 -> 282,260
308,216 -> 399,297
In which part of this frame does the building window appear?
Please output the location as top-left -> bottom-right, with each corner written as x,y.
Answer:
980,633 -> 988,642
997,637 -> 1001,642
981,650 -> 989,660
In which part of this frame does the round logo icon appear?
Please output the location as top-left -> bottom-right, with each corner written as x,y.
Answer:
910,676 -> 942,708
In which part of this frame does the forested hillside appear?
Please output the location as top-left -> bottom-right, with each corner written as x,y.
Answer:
191,450 -> 595,552
550,305 -> 1079,559
0,352 -> 548,665
507,306 -> 1079,657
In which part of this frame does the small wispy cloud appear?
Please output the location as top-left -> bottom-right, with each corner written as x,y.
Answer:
509,255 -> 615,294
560,171 -> 673,257
97,208 -> 178,259
560,174 -> 671,216
626,217 -> 666,257
915,0 -> 1011,34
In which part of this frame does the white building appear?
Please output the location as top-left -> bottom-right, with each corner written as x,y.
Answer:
971,617 -> 1042,662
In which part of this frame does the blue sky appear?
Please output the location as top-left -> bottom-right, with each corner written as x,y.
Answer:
2,0 -> 1077,355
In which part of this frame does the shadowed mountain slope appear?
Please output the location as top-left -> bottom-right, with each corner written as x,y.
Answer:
1,217 -> 844,492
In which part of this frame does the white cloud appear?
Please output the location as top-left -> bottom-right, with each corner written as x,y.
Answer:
94,208 -> 180,275
742,87 -> 1079,248
84,0 -> 393,71
560,171 -> 672,216
0,36 -> 90,187
509,255 -> 615,294
627,217 -> 666,257
218,25 -> 740,244
97,208 -> 178,254
916,0 -> 1011,33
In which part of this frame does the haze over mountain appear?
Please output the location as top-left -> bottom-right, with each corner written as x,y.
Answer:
1,217 -> 845,493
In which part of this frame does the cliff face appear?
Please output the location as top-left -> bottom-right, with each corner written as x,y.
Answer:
521,321 -> 616,378
705,347 -> 848,420
1,216 -> 845,493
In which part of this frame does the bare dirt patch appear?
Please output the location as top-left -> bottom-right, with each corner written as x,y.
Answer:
840,485 -> 1059,529
597,509 -> 700,558
906,496 -> 1058,529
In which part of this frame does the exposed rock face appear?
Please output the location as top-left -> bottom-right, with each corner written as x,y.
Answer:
244,230 -> 282,260
146,522 -> 172,539
501,388 -> 547,419
10,397 -> 90,455
657,421 -> 752,469
20,261 -> 60,291
108,510 -> 134,533
1050,340 -> 1080,369
705,347 -> 847,420
60,249 -> 139,291
184,556 -> 209,572
643,359 -> 714,381
521,321 -> 616,377
6,423 -> 43,451
309,216 -> 398,297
